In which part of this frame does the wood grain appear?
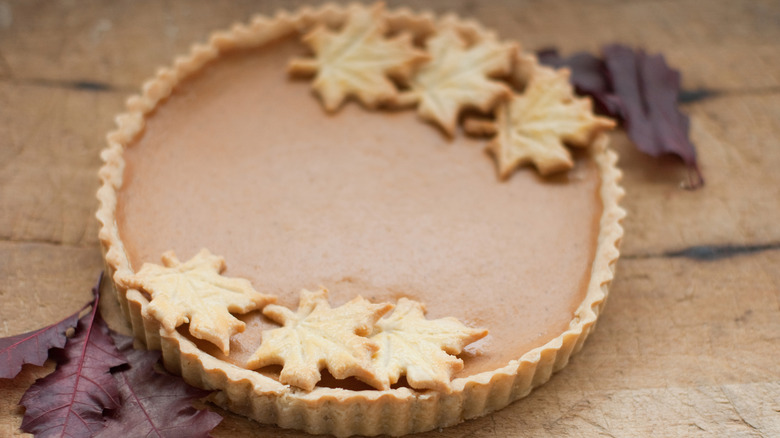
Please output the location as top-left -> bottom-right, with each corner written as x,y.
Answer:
1,0 -> 778,436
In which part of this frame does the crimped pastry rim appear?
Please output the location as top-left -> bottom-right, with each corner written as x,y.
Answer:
96,3 -> 626,436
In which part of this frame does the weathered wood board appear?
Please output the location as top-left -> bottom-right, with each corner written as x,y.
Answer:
1,1 -> 778,436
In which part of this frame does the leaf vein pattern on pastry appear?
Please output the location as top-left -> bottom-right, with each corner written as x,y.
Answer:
247,288 -> 393,391
116,249 -> 276,355
288,3 -> 428,111
247,290 -> 487,392
370,298 -> 487,392
396,25 -> 515,136
479,60 -> 615,179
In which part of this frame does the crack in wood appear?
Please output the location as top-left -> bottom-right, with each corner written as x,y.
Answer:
624,242 -> 780,261
0,236 -> 95,249
719,385 -> 762,432
0,77 -> 134,93
679,86 -> 780,103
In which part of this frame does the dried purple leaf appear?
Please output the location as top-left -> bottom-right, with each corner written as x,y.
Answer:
603,44 -> 703,188
97,334 -> 223,438
538,45 -> 704,188
0,306 -> 85,379
19,281 -> 126,438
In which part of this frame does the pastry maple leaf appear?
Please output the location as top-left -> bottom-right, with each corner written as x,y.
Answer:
288,3 -> 428,111
468,60 -> 615,179
371,298 -> 487,393
246,288 -> 393,391
116,249 -> 276,355
395,25 -> 515,136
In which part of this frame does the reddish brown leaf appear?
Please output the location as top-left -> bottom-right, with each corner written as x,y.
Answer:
19,283 -> 126,438
603,44 -> 703,188
97,334 -> 222,438
0,305 -> 86,379
537,45 -> 704,188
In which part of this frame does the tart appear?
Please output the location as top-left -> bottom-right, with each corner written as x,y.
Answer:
96,3 -> 625,437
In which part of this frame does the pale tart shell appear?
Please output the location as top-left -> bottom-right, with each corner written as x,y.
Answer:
96,4 -> 626,436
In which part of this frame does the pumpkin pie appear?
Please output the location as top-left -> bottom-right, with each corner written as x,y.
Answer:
96,3 -> 624,436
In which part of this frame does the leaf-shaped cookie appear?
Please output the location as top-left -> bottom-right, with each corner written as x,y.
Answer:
116,249 -> 276,355
371,298 -> 487,393
468,60 -> 615,179
247,288 -> 392,391
288,3 -> 428,111
395,26 -> 515,136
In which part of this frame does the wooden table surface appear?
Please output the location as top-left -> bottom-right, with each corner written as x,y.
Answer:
1,1 -> 778,436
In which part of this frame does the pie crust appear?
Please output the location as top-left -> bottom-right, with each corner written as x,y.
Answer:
96,4 -> 625,436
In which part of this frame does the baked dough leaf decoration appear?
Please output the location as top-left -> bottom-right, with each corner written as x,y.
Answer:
116,249 -> 276,355
247,288 -> 393,391
288,3 -> 428,111
394,25 -> 515,136
371,298 -> 487,393
467,58 -> 615,179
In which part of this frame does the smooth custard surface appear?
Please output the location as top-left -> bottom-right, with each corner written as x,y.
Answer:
117,38 -> 602,377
